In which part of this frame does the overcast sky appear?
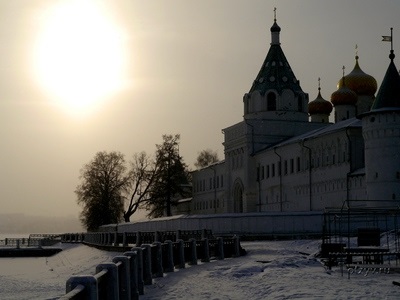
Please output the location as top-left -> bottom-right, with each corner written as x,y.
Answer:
0,0 -> 399,220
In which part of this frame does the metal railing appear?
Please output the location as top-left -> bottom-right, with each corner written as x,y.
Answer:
0,236 -> 60,248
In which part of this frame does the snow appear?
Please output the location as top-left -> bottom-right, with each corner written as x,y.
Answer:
0,239 -> 399,299
0,243 -> 119,300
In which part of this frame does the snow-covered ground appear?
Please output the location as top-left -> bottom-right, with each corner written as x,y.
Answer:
0,239 -> 399,299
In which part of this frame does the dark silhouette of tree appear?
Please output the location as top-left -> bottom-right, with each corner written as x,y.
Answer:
145,134 -> 191,218
123,152 -> 159,222
75,151 -> 129,231
194,149 -> 219,169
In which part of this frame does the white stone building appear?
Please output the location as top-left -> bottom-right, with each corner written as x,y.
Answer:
190,17 -> 400,215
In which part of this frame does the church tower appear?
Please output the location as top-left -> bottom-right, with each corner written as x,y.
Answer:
243,10 -> 309,124
361,35 -> 400,207
222,11 -> 327,214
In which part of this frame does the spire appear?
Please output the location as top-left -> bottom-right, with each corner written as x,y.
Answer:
370,28 -> 400,110
318,77 -> 321,95
389,28 -> 395,61
270,7 -> 281,45
355,44 -> 358,61
249,12 -> 302,96
342,65 -> 346,86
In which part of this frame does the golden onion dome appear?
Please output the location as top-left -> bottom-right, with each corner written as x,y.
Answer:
331,77 -> 358,106
337,56 -> 377,96
308,87 -> 333,115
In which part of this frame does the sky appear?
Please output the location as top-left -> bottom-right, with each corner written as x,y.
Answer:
1,0 -> 400,220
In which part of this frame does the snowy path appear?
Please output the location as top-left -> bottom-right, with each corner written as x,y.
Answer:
142,240 -> 400,300
0,240 -> 399,299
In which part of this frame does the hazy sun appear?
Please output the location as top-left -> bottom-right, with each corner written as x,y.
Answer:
33,1 -> 126,116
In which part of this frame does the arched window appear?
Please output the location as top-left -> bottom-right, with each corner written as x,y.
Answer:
267,92 -> 276,111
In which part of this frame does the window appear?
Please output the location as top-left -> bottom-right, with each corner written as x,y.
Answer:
267,92 -> 276,111
284,160 -> 287,175
290,159 -> 294,173
266,165 -> 270,178
296,157 -> 301,172
221,175 -> 224,187
261,166 -> 265,180
272,164 -> 275,177
278,161 -> 281,176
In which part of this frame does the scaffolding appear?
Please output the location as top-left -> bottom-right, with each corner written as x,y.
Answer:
321,200 -> 400,268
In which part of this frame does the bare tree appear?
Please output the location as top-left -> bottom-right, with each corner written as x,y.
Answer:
123,152 -> 159,222
194,149 -> 219,169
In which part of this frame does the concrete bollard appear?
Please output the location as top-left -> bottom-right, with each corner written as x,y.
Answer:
112,256 -> 131,300
152,242 -> 163,277
155,231 -> 160,242
176,239 -> 185,269
95,263 -> 119,299
136,231 -> 142,247
123,232 -> 128,247
113,232 -> 118,247
65,275 -> 97,300
164,240 -> 175,272
217,237 -> 225,260
201,238 -> 210,263
123,251 -> 139,300
233,235 -> 241,257
131,247 -> 145,295
141,244 -> 153,285
189,238 -> 198,265
201,229 -> 207,239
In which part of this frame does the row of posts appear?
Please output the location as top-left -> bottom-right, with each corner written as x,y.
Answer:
61,236 -> 241,300
62,229 -> 213,247
2,238 -> 43,248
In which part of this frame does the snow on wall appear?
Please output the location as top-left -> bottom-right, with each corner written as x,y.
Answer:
109,212 -> 324,236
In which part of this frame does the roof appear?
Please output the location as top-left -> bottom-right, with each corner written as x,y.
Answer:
191,160 -> 226,173
370,52 -> 400,110
308,90 -> 333,114
257,118 -> 361,151
337,56 -> 377,96
248,21 -> 303,96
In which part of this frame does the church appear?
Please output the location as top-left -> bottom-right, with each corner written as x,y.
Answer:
188,15 -> 400,216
